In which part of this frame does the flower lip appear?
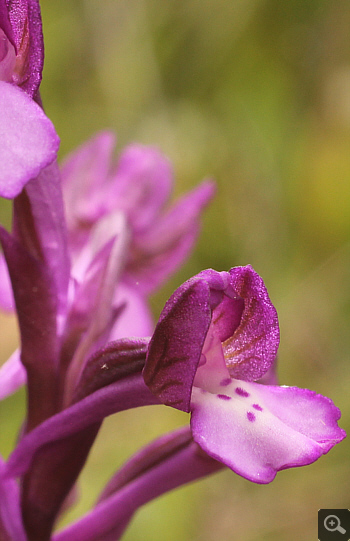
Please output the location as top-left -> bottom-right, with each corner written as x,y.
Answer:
190,379 -> 346,484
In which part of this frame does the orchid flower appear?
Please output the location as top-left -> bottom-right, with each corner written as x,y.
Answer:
144,265 -> 346,483
4,265 -> 345,541
0,0 -> 59,197
0,1 -> 346,538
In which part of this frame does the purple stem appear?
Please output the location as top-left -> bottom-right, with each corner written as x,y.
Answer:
6,373 -> 160,541
5,374 -> 160,480
53,431 -> 222,541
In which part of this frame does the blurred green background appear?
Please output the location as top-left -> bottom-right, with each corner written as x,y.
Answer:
1,0 -> 350,539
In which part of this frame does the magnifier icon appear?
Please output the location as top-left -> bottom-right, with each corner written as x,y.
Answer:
324,515 -> 347,534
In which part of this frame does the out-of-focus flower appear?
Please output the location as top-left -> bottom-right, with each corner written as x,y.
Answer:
61,131 -> 215,339
0,130 -> 214,401
144,265 -> 346,483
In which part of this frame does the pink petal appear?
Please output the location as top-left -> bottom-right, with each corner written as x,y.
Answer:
0,455 -> 27,541
190,381 -> 345,483
0,82 -> 59,199
0,27 -> 16,81
0,253 -> 14,311
61,131 -> 116,244
7,0 -> 44,97
250,384 -> 346,453
193,333 -> 231,392
129,179 -> 215,293
144,277 -> 213,412
109,282 -> 154,340
113,144 -> 173,232
222,266 -> 280,381
0,1 -> 15,49
0,350 -> 26,400
64,213 -> 130,399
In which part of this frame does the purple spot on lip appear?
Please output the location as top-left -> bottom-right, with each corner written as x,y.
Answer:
247,411 -> 256,422
220,378 -> 232,387
235,387 -> 250,397
217,394 -> 231,401
252,404 -> 263,411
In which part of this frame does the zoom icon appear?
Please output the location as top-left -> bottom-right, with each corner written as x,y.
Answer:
319,509 -> 350,541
